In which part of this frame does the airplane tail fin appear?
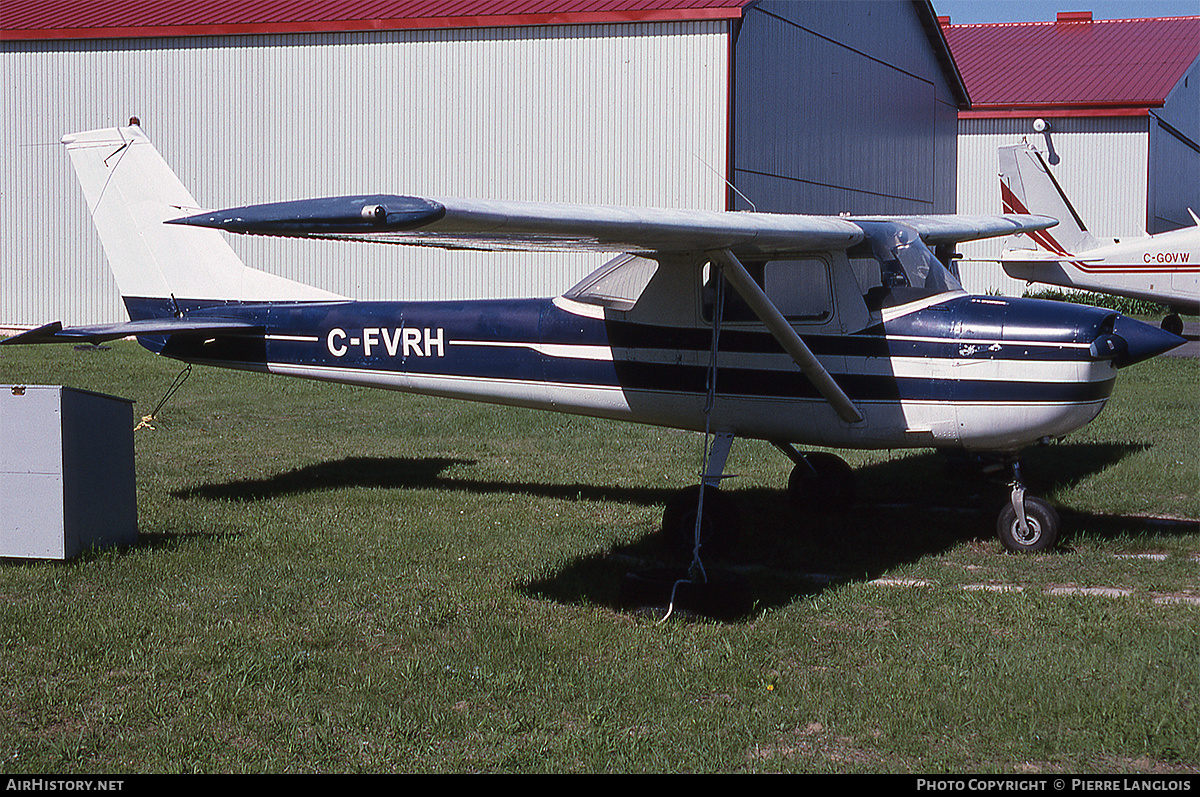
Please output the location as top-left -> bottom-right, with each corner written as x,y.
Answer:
63,123 -> 343,316
999,143 -> 1101,256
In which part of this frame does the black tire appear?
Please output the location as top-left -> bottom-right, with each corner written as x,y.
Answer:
996,496 -> 1060,553
661,485 -> 739,560
1162,314 -> 1184,337
787,452 -> 856,512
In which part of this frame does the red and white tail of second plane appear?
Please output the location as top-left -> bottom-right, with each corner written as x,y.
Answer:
998,143 -> 1199,334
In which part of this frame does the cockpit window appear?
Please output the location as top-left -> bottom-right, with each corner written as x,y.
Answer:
849,221 -> 963,309
564,254 -> 658,311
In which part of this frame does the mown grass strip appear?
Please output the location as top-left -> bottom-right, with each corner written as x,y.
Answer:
0,341 -> 1195,773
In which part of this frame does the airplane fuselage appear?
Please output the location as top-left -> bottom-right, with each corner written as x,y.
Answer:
1003,224 -> 1200,314
130,289 -> 1123,455
11,124 -> 1187,554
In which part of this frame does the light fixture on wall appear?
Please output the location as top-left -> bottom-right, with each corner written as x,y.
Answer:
1032,119 -> 1058,163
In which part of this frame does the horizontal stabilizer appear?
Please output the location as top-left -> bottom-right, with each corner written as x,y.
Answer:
1,318 -> 260,346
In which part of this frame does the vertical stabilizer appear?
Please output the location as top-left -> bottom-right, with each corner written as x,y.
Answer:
63,124 -> 344,306
999,144 -> 1101,255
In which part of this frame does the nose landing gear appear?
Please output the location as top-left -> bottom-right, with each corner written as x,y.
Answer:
996,460 -> 1061,553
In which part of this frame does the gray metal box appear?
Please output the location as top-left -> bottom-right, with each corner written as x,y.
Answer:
1,385 -> 137,559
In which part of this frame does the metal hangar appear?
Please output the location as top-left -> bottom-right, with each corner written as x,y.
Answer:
2,1 -> 967,327
943,10 -> 1200,295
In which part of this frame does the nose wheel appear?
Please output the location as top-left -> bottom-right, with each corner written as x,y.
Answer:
996,461 -> 1060,552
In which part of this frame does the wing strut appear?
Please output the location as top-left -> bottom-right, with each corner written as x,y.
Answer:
712,249 -> 864,424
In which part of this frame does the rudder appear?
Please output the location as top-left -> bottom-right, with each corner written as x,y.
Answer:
999,143 -> 1100,256
63,123 -> 343,312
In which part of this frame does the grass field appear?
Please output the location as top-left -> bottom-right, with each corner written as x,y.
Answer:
0,340 -> 1196,773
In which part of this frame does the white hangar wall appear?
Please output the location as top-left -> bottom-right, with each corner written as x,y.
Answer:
1,21 -> 731,326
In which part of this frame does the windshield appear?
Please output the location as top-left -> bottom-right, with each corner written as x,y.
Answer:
848,220 -> 963,309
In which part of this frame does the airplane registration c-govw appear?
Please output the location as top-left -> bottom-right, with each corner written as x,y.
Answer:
3,124 -> 1187,560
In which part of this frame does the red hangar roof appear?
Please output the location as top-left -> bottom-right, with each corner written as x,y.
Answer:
1,1 -> 969,106
942,11 -> 1200,118
0,1 -> 751,40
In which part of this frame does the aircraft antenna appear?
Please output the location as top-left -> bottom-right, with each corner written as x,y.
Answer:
92,126 -> 134,220
694,155 -> 756,212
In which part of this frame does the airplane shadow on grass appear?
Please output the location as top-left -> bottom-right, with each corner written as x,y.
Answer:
171,441 -> 1198,619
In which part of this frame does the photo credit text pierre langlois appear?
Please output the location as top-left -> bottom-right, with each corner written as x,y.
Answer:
916,780 -> 1193,792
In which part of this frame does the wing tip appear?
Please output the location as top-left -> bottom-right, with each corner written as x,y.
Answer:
168,195 -> 446,235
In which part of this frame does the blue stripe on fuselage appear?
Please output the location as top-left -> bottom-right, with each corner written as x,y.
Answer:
123,294 -> 1116,405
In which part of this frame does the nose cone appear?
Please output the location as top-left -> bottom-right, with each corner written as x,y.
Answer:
1106,315 -> 1187,367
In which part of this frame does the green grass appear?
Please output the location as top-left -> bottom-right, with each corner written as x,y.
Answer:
1022,288 -> 1173,317
0,342 -> 1196,773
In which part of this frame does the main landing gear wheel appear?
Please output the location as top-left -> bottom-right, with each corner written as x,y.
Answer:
1161,313 -> 1184,337
997,495 -> 1060,553
660,485 -> 740,560
786,452 -> 856,512
625,485 -> 748,619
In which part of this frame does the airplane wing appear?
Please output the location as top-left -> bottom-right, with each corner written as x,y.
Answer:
849,214 -> 1060,247
169,195 -> 1055,256
168,194 -> 870,255
166,195 -> 1054,428
1,318 -> 260,346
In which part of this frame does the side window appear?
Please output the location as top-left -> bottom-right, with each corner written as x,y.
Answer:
850,256 -> 883,294
763,259 -> 832,321
848,225 -> 965,310
701,258 -> 832,323
701,261 -> 758,322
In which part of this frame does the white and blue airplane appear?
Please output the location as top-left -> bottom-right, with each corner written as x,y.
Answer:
999,142 -> 1200,335
3,124 -> 1187,557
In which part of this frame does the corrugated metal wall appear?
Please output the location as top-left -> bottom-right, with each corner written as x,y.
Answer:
2,21 -> 730,326
1148,52 -> 1198,234
1150,115 -> 1200,233
731,1 -> 961,216
956,116 -> 1150,296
